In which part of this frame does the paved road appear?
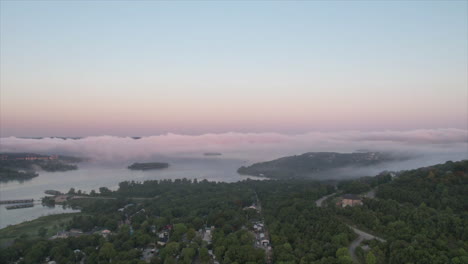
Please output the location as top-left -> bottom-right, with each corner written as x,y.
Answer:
347,225 -> 385,263
254,191 -> 272,264
315,193 -> 336,207
364,188 -> 376,199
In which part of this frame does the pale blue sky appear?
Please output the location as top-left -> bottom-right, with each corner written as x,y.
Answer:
1,0 -> 467,136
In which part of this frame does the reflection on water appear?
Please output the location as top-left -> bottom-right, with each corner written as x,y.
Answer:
0,157 -> 262,228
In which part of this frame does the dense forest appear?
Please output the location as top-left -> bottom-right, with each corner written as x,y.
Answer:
0,160 -> 466,264
334,160 -> 468,264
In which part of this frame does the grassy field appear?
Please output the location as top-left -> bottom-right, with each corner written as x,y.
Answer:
0,213 -> 81,247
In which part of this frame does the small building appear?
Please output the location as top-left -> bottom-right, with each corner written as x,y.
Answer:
157,231 -> 169,246
101,230 -> 111,238
261,239 -> 270,247
51,231 -> 69,239
337,194 -> 363,207
54,195 -> 69,204
157,237 -> 168,246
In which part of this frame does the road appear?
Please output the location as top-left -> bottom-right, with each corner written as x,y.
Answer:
314,192 -> 386,263
315,192 -> 336,207
347,225 -> 385,263
363,188 -> 376,199
254,191 -> 272,264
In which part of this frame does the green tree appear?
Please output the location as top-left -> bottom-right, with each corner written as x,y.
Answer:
37,227 -> 48,237
181,247 -> 196,264
68,188 -> 76,194
366,252 -> 377,264
199,247 -> 210,263
24,241 -> 48,264
164,242 -> 180,257
99,242 -> 117,262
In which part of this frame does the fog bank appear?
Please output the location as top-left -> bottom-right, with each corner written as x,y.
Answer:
1,129 -> 466,175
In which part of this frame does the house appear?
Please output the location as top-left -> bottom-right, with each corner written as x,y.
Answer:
157,236 -> 168,246
337,194 -> 363,207
261,239 -> 270,247
101,230 -> 112,238
54,195 -> 69,204
157,230 -> 170,246
51,231 -> 69,239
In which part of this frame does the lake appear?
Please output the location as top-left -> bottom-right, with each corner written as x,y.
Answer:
0,157 -> 262,229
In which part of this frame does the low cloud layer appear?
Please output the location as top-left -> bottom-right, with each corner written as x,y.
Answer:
0,129 -> 466,172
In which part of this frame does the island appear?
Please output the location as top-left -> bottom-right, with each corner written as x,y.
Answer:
203,152 -> 222,156
238,151 -> 409,179
0,167 -> 38,182
127,162 -> 169,170
0,153 -> 82,182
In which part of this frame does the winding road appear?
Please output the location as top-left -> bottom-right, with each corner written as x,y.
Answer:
346,225 -> 385,262
315,192 -> 386,263
315,192 -> 336,207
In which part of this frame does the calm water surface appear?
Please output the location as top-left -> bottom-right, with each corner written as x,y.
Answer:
0,157 -> 261,228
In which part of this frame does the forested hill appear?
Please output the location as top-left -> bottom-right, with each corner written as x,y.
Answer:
238,152 -> 406,179
376,159 -> 468,212
336,159 -> 468,263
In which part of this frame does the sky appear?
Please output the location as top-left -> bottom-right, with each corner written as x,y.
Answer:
1,1 -> 467,137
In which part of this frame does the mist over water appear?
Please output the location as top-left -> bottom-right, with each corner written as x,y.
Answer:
1,128 -> 466,165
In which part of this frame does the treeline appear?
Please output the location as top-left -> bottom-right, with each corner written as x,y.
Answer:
376,160 -> 467,212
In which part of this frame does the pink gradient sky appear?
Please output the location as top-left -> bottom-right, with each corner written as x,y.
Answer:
1,1 -> 467,137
